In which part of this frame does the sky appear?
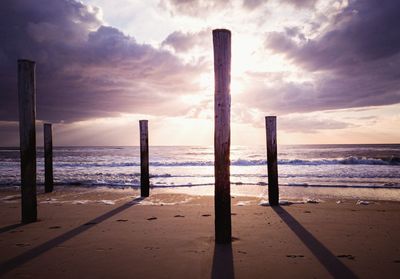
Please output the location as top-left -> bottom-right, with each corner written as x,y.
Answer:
0,0 -> 399,146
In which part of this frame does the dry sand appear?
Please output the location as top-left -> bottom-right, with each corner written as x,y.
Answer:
0,187 -> 400,278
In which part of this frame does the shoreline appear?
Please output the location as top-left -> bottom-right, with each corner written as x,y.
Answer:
2,182 -> 400,203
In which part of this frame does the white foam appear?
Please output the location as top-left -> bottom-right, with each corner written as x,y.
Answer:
99,200 -> 115,205
305,198 -> 322,204
72,200 -> 90,205
235,201 -> 251,206
356,200 -> 372,205
40,198 -> 63,204
137,197 -> 193,206
0,195 -> 20,201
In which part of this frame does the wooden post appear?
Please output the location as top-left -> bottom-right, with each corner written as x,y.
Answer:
18,59 -> 37,223
44,123 -> 54,193
139,120 -> 149,197
213,29 -> 232,243
266,116 -> 279,206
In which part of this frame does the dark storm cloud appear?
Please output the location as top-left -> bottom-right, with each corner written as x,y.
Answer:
268,0 -> 400,71
258,0 -> 400,113
0,0 -> 205,123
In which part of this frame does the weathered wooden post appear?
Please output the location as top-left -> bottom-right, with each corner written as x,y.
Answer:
213,29 -> 232,243
139,120 -> 149,197
266,116 -> 279,206
44,123 -> 54,193
18,59 -> 37,223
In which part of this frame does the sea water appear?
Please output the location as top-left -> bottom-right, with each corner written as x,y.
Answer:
1,144 -> 399,200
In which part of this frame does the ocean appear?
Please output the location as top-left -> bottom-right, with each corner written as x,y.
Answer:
1,144 -> 399,200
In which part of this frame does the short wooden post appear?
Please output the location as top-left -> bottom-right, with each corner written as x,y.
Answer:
213,29 -> 232,243
44,123 -> 54,193
139,120 -> 149,197
18,59 -> 37,223
266,116 -> 279,206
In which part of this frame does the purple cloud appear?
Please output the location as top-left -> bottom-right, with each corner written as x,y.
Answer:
0,0 -> 206,123
255,0 -> 400,114
162,29 -> 210,52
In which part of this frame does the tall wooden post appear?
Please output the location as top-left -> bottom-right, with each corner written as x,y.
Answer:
266,116 -> 279,206
44,123 -> 54,193
18,59 -> 37,223
139,120 -> 149,197
213,29 -> 232,243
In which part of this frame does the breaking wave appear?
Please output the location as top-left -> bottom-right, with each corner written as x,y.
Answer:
50,156 -> 400,168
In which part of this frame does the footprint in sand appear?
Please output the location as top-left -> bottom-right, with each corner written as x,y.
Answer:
286,255 -> 304,258
16,243 -> 30,247
337,254 -> 355,260
49,226 -> 61,229
116,219 -> 128,222
201,214 -> 211,217
144,246 -> 160,250
174,215 -> 185,218
147,217 -> 157,221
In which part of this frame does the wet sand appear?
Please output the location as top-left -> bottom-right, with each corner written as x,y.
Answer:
0,187 -> 400,278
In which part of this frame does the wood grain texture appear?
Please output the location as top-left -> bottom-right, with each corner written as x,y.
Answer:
18,59 -> 37,223
44,123 -> 53,193
139,120 -> 149,197
266,116 -> 279,206
213,29 -> 232,243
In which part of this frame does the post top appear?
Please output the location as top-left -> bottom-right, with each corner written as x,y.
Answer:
139,119 -> 148,122
44,123 -> 52,126
265,116 -> 277,119
18,59 -> 35,64
212,29 -> 231,34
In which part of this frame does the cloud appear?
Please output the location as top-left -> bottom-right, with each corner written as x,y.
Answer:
278,115 -> 353,133
280,0 -> 317,9
0,122 -> 19,146
244,0 -> 317,10
0,0 -> 206,123
267,0 -> 400,71
242,0 -> 265,10
161,0 -> 317,14
159,0 -> 232,16
162,29 -> 210,52
256,0 -> 400,114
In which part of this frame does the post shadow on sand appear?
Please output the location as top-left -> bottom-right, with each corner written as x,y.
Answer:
0,196 -> 145,276
211,243 -> 234,279
0,223 -> 26,234
271,206 -> 358,279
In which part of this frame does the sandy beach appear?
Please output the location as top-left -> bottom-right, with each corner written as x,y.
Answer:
0,187 -> 399,278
